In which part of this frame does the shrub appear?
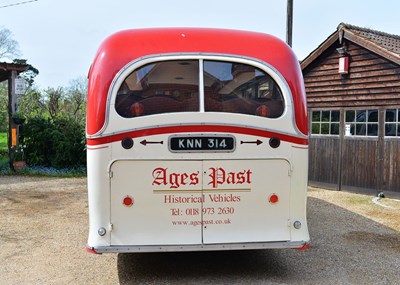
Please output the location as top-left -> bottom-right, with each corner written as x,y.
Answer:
21,116 -> 86,169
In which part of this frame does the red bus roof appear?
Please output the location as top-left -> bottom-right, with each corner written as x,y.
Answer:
87,28 -> 307,136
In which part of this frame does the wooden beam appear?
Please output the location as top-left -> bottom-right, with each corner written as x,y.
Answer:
301,32 -> 339,70
0,62 -> 29,83
7,70 -> 17,170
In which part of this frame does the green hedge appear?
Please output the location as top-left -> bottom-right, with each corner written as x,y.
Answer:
21,117 -> 86,169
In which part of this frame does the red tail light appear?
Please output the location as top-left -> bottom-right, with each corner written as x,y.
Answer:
269,194 -> 279,204
295,243 -> 311,251
123,196 -> 134,207
85,246 -> 100,254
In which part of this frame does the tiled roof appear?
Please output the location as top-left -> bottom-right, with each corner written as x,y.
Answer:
338,23 -> 400,57
301,23 -> 400,69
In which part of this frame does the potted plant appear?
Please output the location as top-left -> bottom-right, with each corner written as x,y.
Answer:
12,112 -> 26,125
12,145 -> 27,170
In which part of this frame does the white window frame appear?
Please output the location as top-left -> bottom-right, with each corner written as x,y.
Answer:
310,109 -> 340,136
385,108 -> 400,138
345,109 -> 379,137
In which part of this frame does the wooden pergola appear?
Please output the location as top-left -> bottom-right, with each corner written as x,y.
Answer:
0,62 -> 29,170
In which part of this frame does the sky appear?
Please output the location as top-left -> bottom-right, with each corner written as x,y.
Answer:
0,0 -> 399,89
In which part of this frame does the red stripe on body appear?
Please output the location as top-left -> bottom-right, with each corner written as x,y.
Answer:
87,125 -> 307,146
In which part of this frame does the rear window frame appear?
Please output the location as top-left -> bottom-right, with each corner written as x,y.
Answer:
110,54 -> 288,121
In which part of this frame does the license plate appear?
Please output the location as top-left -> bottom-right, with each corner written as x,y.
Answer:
169,135 -> 235,152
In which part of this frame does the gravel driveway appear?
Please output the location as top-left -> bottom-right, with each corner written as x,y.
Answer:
0,176 -> 399,284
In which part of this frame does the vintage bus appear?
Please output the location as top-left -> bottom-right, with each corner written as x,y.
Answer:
86,28 -> 309,253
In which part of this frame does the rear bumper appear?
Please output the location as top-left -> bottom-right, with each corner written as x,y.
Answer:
86,240 -> 310,254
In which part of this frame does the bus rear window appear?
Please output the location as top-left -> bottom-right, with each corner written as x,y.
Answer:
115,59 -> 284,118
115,60 -> 199,117
204,61 -> 284,118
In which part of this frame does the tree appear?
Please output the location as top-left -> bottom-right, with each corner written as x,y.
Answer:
0,27 -> 20,61
17,86 -> 46,118
13,59 -> 39,87
0,27 -> 24,131
17,76 -> 87,122
65,76 -> 87,124
45,87 -> 65,119
0,26 -> 88,169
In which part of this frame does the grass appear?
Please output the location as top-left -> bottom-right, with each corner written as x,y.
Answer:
309,186 -> 400,232
347,196 -> 371,205
0,132 -> 8,168
0,132 -> 7,150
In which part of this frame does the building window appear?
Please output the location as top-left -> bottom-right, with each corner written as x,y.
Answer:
385,109 -> 400,137
311,110 -> 340,135
345,109 -> 378,136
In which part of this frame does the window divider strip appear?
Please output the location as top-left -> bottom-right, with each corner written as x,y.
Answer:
199,59 -> 205,112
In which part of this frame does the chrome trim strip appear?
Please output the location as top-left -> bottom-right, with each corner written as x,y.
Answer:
89,240 -> 309,253
199,58 -> 205,112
